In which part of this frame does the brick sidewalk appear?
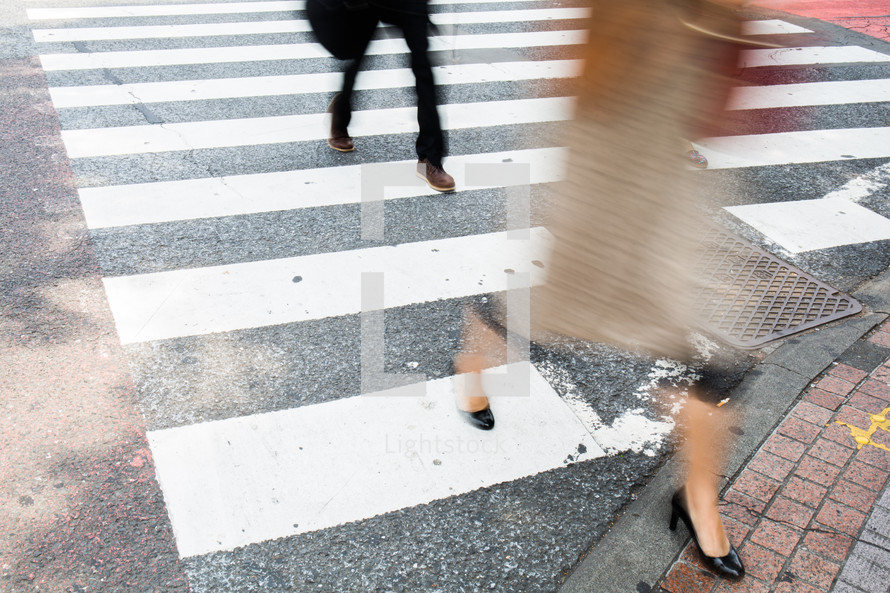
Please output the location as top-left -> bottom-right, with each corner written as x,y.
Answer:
658,320 -> 890,593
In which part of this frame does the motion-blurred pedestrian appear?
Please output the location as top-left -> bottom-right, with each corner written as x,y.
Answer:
454,0 -> 752,581
308,0 -> 454,191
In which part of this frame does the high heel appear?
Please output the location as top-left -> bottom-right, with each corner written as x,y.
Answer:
669,488 -> 745,581
451,361 -> 495,431
459,406 -> 495,431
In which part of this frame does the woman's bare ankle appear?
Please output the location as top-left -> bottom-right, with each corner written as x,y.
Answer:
684,483 -> 730,557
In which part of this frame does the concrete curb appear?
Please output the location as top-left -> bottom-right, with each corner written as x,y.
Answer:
558,268 -> 890,592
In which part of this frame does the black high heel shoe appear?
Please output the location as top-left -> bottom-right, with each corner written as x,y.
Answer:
458,406 -> 495,431
451,359 -> 495,431
670,488 -> 745,581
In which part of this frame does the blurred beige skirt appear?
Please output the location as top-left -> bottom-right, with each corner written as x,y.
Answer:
529,0 -> 742,361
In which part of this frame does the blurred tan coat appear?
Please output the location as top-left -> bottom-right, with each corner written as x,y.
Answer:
533,0 -> 742,361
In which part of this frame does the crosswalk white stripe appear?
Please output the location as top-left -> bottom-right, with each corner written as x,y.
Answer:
80,147 -> 567,228
32,8 -> 591,41
739,45 -> 890,68
694,126 -> 890,169
60,96 -> 575,158
728,78 -> 890,110
37,29 -> 588,71
28,1 -> 304,19
725,197 -> 890,254
103,228 -> 552,343
26,0 -> 547,20
33,19 -> 313,41
148,361 -> 604,558
740,20 -> 812,35
49,59 -> 583,107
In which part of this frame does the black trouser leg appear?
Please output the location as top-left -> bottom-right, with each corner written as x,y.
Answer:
334,57 -> 361,131
397,14 -> 446,167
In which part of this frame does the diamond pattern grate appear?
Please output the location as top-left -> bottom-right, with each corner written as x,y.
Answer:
694,228 -> 862,349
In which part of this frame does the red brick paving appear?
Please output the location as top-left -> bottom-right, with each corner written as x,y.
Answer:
868,330 -> 890,349
764,497 -> 814,529
842,460 -> 890,492
657,322 -> 890,592
795,455 -> 843,487
662,562 -> 716,592
790,402 -> 833,427
803,388 -> 846,413
762,435 -> 808,463
829,364 -> 868,385
734,470 -> 783,502
748,451 -> 795,481
777,415 -> 823,444
782,476 -> 828,508
814,376 -> 856,398
787,549 -> 841,590
803,532 -> 854,563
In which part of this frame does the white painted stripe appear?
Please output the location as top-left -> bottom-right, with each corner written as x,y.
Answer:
148,361 -> 604,557
27,1 -> 303,19
80,147 -> 567,228
61,96 -> 574,158
739,45 -> 890,68
431,7 -> 588,25
49,59 -> 583,107
37,29 -> 588,71
32,8 -> 590,41
26,0 -> 547,20
103,228 -> 552,343
726,161 -> 890,253
740,20 -> 812,35
728,78 -> 890,110
693,127 -> 890,169
725,197 -> 890,253
33,19 -> 312,41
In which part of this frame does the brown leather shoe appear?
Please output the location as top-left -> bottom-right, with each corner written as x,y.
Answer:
327,93 -> 354,152
328,135 -> 354,152
416,158 -> 455,192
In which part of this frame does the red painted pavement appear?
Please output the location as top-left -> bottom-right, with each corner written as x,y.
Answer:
0,58 -> 190,592
752,0 -> 890,41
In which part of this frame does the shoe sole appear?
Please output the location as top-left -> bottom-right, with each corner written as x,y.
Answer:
327,140 -> 354,152
415,171 -> 455,192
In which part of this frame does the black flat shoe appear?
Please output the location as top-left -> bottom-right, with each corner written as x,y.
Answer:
670,488 -> 745,581
459,407 -> 495,430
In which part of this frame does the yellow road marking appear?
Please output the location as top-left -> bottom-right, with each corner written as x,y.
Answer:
836,406 -> 890,452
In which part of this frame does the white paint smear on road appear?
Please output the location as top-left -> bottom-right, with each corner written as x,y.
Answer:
821,161 -> 890,203
103,229 -> 552,343
61,96 -> 574,158
148,362 -> 604,557
79,147 -> 567,228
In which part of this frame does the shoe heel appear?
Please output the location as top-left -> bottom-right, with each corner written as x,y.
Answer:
669,509 -> 679,531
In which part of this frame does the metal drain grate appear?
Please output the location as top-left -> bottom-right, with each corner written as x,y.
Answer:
695,228 -> 862,349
